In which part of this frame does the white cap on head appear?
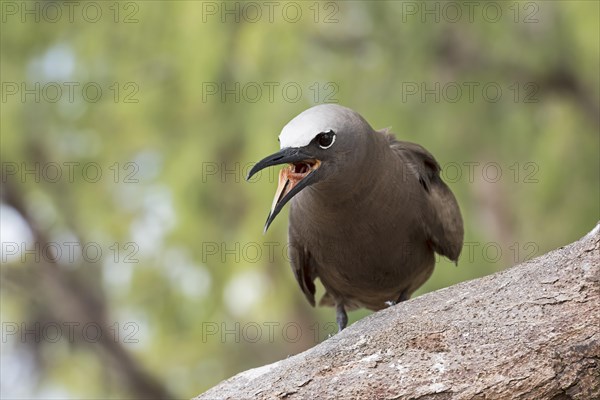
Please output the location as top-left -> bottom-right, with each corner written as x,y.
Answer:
279,104 -> 350,149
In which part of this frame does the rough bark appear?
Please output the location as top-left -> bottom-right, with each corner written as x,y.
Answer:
196,224 -> 600,400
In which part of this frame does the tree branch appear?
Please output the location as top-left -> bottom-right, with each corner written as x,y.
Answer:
196,223 -> 600,400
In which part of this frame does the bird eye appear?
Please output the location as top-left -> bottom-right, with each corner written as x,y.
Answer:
317,130 -> 336,149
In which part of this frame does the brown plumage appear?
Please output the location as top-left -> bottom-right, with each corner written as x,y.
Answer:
247,105 -> 463,331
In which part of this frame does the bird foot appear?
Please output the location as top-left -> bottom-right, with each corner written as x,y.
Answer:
336,303 -> 348,332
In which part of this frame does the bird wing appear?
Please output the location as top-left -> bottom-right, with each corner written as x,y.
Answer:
287,220 -> 317,306
386,134 -> 464,262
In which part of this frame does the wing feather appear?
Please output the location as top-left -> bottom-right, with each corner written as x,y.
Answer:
288,223 -> 317,306
386,133 -> 464,262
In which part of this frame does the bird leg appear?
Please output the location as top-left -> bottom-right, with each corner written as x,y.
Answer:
385,290 -> 411,307
336,303 -> 348,332
396,290 -> 410,303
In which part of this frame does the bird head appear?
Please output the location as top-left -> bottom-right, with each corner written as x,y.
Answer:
247,104 -> 374,232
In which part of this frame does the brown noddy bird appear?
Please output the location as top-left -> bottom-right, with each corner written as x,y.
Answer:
247,104 -> 463,332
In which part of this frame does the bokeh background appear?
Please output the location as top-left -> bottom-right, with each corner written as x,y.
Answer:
1,1 -> 598,398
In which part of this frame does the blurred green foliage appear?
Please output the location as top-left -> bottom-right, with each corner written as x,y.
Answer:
1,1 -> 598,398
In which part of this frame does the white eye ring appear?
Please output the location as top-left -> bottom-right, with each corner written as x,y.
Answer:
317,131 -> 336,149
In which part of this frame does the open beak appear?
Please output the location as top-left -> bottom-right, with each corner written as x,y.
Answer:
247,147 -> 321,232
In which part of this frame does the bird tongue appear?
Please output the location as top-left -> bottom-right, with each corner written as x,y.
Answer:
269,160 -> 320,219
270,167 -> 297,214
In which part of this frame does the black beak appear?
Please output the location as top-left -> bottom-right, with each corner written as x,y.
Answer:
246,147 -> 313,181
247,147 -> 319,232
